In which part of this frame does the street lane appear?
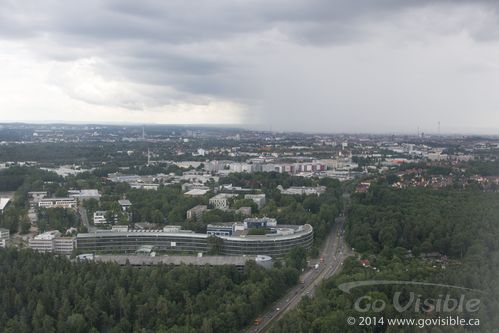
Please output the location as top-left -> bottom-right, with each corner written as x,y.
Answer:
247,216 -> 352,333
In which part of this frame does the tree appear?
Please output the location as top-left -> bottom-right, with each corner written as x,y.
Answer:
207,236 -> 223,254
286,247 -> 307,271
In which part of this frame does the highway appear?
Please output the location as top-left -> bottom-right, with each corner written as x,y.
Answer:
246,216 -> 352,333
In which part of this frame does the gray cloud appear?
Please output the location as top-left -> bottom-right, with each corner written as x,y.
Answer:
1,0 -> 499,132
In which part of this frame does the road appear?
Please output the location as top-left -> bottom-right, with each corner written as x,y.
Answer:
247,216 -> 352,333
78,206 -> 96,232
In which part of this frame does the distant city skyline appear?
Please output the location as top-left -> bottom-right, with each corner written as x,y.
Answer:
1,1 -> 499,133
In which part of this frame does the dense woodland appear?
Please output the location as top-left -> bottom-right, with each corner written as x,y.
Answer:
272,186 -> 499,332
0,249 -> 299,333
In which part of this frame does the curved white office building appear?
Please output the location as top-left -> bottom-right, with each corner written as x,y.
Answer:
76,224 -> 313,257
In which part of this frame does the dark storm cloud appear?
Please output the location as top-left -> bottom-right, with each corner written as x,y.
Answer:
1,0 -> 499,131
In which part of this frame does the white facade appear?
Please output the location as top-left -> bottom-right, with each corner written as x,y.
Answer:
29,231 -> 75,254
69,189 -> 101,201
184,188 -> 209,196
54,237 -> 75,254
118,200 -> 132,211
209,193 -> 236,210
93,211 -> 108,225
186,205 -> 208,220
244,194 -> 266,209
38,197 -> 77,209
277,185 -> 326,196
0,228 -> 9,248
130,183 -> 159,190
163,225 -> 182,233
0,198 -> 11,214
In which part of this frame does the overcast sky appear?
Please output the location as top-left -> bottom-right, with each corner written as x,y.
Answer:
1,0 -> 499,133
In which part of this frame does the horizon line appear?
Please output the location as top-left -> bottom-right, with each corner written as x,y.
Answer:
1,121 -> 499,137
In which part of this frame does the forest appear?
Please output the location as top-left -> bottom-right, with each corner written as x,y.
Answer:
271,186 -> 499,332
0,249 -> 299,333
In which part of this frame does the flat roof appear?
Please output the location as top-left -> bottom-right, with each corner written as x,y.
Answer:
76,224 -> 313,242
40,197 -> 76,201
184,189 -> 209,195
210,193 -> 237,199
0,198 -> 11,210
71,189 -> 101,197
118,199 -> 132,205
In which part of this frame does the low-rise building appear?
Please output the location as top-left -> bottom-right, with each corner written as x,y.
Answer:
38,197 -> 77,209
93,211 -> 108,225
130,183 -> 159,190
0,227 -> 9,248
0,198 -> 11,214
186,205 -> 208,220
163,225 -> 182,233
236,206 -> 252,216
209,193 -> 237,210
112,225 -> 129,232
76,224 -> 314,257
69,189 -> 101,201
54,237 -> 76,254
28,191 -> 48,201
181,183 -> 210,192
29,230 -> 75,254
244,194 -> 266,209
28,191 -> 48,207
244,217 -> 277,229
207,223 -> 235,236
184,188 -> 210,196
277,185 -> 326,196
118,199 -> 132,211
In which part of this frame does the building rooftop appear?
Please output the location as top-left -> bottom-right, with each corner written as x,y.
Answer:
34,230 -> 61,240
184,189 -> 209,196
0,198 -> 11,210
76,224 -> 312,242
70,189 -> 101,198
40,197 -> 76,201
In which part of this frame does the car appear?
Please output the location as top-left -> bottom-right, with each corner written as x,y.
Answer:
276,307 -> 280,311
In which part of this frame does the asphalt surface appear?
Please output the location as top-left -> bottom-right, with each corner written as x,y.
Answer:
78,206 -> 96,232
246,216 -> 352,333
